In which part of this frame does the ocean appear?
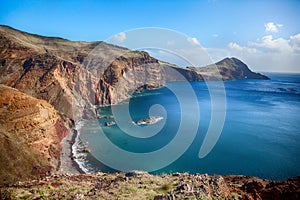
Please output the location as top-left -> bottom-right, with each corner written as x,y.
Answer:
74,73 -> 300,181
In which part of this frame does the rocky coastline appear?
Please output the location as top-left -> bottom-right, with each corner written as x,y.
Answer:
58,128 -> 84,175
1,25 -> 299,199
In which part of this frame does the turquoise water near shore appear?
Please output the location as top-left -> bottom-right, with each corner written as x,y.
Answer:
75,73 -> 300,181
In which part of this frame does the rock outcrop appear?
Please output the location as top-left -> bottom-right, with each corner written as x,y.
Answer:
0,85 -> 68,184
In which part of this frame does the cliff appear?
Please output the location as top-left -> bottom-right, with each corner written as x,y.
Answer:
0,25 -> 102,120
0,84 -> 68,184
0,25 -> 268,110
0,25 -> 204,114
96,52 -> 203,105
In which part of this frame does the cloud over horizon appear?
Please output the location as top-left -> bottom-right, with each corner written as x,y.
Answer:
147,30 -> 300,73
208,32 -> 300,73
248,35 -> 293,53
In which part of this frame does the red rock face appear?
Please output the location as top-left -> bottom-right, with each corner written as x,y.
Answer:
54,120 -> 69,142
0,84 -> 67,183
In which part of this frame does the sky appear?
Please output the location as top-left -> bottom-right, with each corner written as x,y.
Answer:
0,0 -> 300,72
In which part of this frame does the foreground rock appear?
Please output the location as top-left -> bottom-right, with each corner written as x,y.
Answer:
0,85 -> 68,184
0,172 -> 298,200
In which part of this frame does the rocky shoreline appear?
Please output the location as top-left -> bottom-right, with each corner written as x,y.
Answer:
51,129 -> 300,200
0,25 -> 298,199
58,128 -> 84,175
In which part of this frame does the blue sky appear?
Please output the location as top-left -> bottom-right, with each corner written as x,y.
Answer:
1,0 -> 300,72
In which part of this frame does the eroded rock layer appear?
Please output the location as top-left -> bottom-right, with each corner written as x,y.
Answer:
0,84 -> 68,183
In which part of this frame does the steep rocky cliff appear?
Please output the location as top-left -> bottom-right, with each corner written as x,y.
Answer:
0,26 -> 270,112
0,25 -> 205,111
95,52 -> 204,105
0,85 -> 68,184
0,25 -> 102,119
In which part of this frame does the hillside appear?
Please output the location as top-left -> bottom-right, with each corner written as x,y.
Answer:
0,84 -> 68,184
0,25 -> 268,113
0,25 -> 206,118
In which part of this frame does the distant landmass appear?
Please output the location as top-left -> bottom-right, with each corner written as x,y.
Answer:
188,57 -> 269,81
1,25 -> 285,198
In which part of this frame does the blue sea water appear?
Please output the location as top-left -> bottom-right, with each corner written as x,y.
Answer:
76,73 -> 300,181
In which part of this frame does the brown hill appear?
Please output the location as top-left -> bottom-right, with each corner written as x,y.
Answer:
0,84 -> 68,184
188,57 -> 269,81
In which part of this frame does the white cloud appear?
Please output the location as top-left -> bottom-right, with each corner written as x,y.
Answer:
249,35 -> 292,53
265,22 -> 283,33
113,32 -> 126,43
290,33 -> 300,51
228,42 -> 257,53
187,37 -> 200,46
230,33 -> 300,54
290,33 -> 300,44
212,34 -> 219,37
207,33 -> 300,73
